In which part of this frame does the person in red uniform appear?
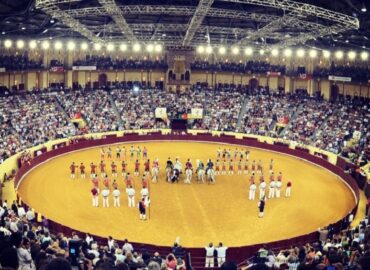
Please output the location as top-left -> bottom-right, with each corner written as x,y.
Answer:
111,162 -> 117,177
250,172 -> 255,184
277,172 -> 283,182
80,163 -> 86,179
70,162 -> 76,179
90,162 -> 97,178
112,179 -> 118,189
251,160 -> 256,175
100,161 -> 106,177
103,176 -> 110,189
144,159 -> 150,173
91,186 -> 99,207
134,160 -> 140,176
126,173 -> 133,189
121,160 -> 127,176
269,172 -> 275,182
92,177 -> 99,192
142,175 -> 148,188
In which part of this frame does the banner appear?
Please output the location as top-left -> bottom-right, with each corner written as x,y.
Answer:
155,107 -> 167,119
72,66 -> 97,71
0,67 -> 5,72
50,66 -> 64,72
298,74 -> 312,80
266,71 -> 281,77
189,108 -> 203,119
328,75 -> 352,82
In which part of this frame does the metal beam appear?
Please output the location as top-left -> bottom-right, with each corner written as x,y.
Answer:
35,1 -> 102,43
97,0 -> 137,42
183,0 -> 215,46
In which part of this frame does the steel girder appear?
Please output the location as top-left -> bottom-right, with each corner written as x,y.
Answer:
97,0 -> 138,42
183,0 -> 215,46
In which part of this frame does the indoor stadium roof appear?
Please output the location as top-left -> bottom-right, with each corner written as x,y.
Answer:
0,0 -> 369,50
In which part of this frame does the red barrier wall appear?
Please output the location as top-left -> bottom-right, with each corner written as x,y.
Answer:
14,133 -> 360,264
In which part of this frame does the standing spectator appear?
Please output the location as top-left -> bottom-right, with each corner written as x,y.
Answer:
122,239 -> 134,254
205,243 -> 215,267
216,242 -> 228,266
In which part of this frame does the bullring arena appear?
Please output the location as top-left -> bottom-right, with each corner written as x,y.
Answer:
0,0 -> 370,269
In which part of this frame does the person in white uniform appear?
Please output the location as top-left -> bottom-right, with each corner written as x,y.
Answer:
216,242 -> 228,267
259,180 -> 267,199
140,186 -> 149,205
249,182 -> 257,200
268,180 -> 276,199
113,187 -> 121,207
102,188 -> 110,207
275,180 -> 282,198
126,186 -> 136,207
205,243 -> 215,267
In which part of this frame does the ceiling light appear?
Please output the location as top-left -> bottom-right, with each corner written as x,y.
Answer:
50,19 -> 55,23
271,48 -> 279,57
335,50 -> 344,59
360,51 -> 368,61
154,44 -> 162,53
205,46 -> 213,54
81,42 -> 88,51
244,47 -> 253,56
296,48 -> 305,58
231,47 -> 239,55
218,46 -> 226,55
21,26 -> 26,30
284,48 -> 292,57
54,41 -> 63,50
133,43 -> 141,52
16,40 -> 25,49
146,44 -> 154,52
41,40 -> 50,50
259,49 -> 265,55
309,49 -> 317,58
120,43 -> 127,51
348,51 -> 356,60
197,45 -> 205,54
67,41 -> 75,51
29,40 -> 37,50
323,50 -> 331,58
4,39 -> 12,48
94,43 -> 102,51
106,43 -> 115,51
361,3 -> 367,12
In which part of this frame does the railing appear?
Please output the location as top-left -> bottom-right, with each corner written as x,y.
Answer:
12,132 -> 361,267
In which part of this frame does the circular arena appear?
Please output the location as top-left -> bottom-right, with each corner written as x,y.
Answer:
0,0 -> 370,270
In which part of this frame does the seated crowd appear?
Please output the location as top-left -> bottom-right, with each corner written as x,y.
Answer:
73,56 -> 168,70
0,87 -> 368,167
313,64 -> 370,83
0,55 -> 43,71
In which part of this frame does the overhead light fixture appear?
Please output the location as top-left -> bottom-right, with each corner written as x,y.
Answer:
120,43 -> 127,52
309,49 -> 317,58
231,46 -> 239,55
348,51 -> 356,60
197,45 -> 205,54
205,46 -> 213,54
81,42 -> 88,51
259,49 -> 265,55
335,50 -> 344,59
42,29 -> 48,34
67,41 -> 75,51
41,40 -> 50,50
106,43 -> 115,51
296,48 -> 305,58
54,41 -> 63,50
146,44 -> 154,52
244,47 -> 253,56
1,31 -> 5,35
218,46 -> 226,55
361,3 -> 367,12
283,48 -> 292,57
16,40 -> 25,49
154,44 -> 162,53
323,50 -> 331,58
29,40 -> 37,50
21,26 -> 26,30
271,48 -> 279,57
133,43 -> 141,52
4,39 -> 12,48
50,19 -> 55,23
94,43 -> 102,51
360,51 -> 368,61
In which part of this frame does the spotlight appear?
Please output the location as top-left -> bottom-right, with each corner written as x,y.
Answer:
323,50 -> 331,58
360,51 -> 368,61
120,43 -> 127,51
106,43 -> 115,51
348,51 -> 356,60
133,43 -> 141,52
296,48 -> 305,58
259,49 -> 265,55
231,47 -> 239,55
4,39 -> 12,48
146,44 -> 154,52
67,41 -> 75,51
81,42 -> 88,51
205,46 -> 213,54
154,44 -> 162,53
54,41 -> 63,50
29,40 -> 37,50
41,40 -> 50,50
271,48 -> 279,57
244,47 -> 253,56
94,43 -> 102,51
283,48 -> 292,57
218,46 -> 226,55
197,45 -> 205,54
335,50 -> 344,59
16,40 -> 25,49
309,49 -> 317,58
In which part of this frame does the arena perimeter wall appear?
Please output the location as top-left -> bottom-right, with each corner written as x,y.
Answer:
9,130 -> 360,263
